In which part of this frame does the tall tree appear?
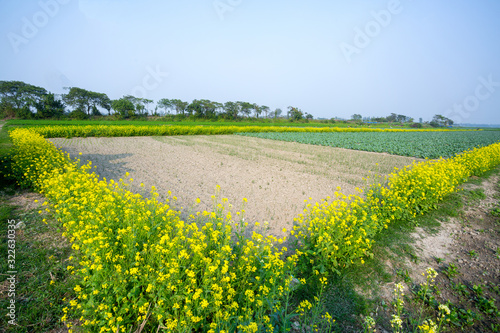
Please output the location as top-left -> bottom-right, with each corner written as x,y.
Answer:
274,108 -> 282,119
35,93 -> 65,118
260,105 -> 270,118
351,114 -> 362,121
289,106 -> 303,121
122,95 -> 153,116
0,80 -> 47,112
171,99 -> 188,115
111,98 -> 135,118
223,101 -> 240,119
157,98 -> 173,116
63,87 -> 111,118
253,103 -> 262,118
386,113 -> 398,122
431,114 -> 454,127
238,101 -> 253,118
213,102 -> 224,116
187,99 -> 203,117
200,99 -> 217,118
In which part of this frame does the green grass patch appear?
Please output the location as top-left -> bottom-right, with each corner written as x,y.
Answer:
0,193 -> 75,332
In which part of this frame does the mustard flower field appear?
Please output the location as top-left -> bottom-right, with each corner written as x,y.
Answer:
22,124 -> 465,139
8,127 -> 500,332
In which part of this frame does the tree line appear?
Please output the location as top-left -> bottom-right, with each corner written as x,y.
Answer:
0,81 -> 311,121
351,112 -> 454,128
0,80 -> 455,127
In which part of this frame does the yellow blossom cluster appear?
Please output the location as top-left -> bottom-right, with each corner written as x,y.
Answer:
294,142 -> 500,274
10,128 -> 296,332
10,125 -> 499,331
24,124 -> 460,138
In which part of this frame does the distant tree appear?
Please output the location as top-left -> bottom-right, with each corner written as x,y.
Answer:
253,104 -> 262,118
0,81 -> 48,118
238,101 -> 253,118
171,99 -> 188,115
395,114 -> 412,123
187,99 -> 203,117
419,117 -> 423,123
351,114 -> 362,121
0,80 -> 47,109
122,95 -> 153,116
260,105 -> 270,118
0,99 -> 16,118
111,98 -> 135,118
68,108 -> 88,120
274,108 -> 282,119
223,101 -> 240,119
372,116 -> 388,122
35,93 -> 65,118
63,87 -> 111,118
288,106 -> 303,121
305,113 -> 313,120
157,98 -> 173,115
199,99 -> 217,118
213,102 -> 224,116
386,113 -> 397,122
431,114 -> 454,127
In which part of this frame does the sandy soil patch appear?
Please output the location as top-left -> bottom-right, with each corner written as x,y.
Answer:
49,135 -> 417,237
373,174 -> 500,332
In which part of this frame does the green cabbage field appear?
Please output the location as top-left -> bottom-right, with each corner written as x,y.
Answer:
237,130 -> 500,158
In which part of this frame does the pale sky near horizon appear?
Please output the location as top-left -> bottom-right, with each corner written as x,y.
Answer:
1,0 -> 499,124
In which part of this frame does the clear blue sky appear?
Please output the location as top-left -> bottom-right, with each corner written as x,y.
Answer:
1,0 -> 499,124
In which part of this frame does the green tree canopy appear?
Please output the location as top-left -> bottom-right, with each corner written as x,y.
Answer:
223,101 -> 240,119
123,95 -> 153,116
431,114 -> 454,127
171,99 -> 188,115
36,93 -> 65,119
62,87 -> 111,118
157,98 -> 173,115
289,106 -> 303,120
238,101 -> 253,118
0,80 -> 48,114
111,98 -> 135,118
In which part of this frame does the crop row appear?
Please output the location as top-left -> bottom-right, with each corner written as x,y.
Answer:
9,128 -> 500,332
238,131 -> 500,159
18,124 -> 465,138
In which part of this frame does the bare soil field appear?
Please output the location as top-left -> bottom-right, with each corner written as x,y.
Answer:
50,135 -> 418,237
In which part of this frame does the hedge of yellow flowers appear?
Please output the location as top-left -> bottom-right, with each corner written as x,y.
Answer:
22,124 -> 461,138
10,128 -> 297,332
293,142 -> 500,274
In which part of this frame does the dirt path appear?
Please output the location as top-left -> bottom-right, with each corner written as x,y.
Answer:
50,135 -> 417,237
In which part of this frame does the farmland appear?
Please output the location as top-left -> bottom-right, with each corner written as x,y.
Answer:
238,130 -> 500,159
2,123 -> 500,332
11,124 -> 467,139
48,135 -> 418,237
